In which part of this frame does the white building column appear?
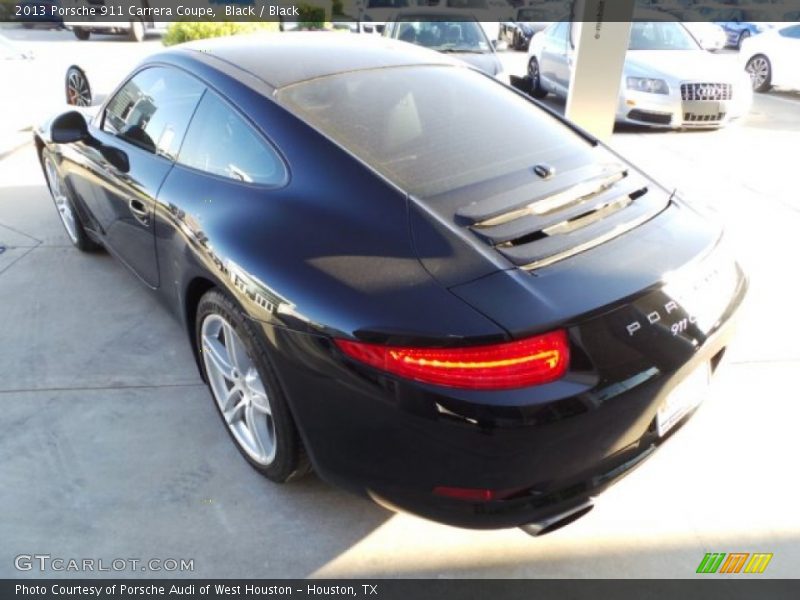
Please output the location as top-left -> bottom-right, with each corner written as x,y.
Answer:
565,0 -> 636,141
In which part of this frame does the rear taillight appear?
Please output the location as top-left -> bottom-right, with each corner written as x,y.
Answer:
334,330 -> 569,390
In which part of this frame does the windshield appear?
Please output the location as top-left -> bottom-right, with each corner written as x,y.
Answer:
393,20 -> 490,52
277,66 -> 584,198
628,21 -> 699,50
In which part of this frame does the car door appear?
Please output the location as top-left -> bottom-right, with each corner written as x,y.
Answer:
153,88 -> 289,307
540,21 -> 570,95
72,66 -> 204,287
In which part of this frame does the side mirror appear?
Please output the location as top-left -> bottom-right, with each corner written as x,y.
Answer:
50,111 -> 89,144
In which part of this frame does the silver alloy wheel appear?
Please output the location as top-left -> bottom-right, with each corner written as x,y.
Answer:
66,69 -> 91,106
43,155 -> 79,244
201,314 -> 276,466
746,57 -> 770,89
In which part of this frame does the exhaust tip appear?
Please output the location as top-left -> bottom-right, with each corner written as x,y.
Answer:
519,499 -> 594,537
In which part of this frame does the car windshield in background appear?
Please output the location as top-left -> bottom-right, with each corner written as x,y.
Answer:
395,20 -> 490,52
277,66 -> 584,198
628,21 -> 699,51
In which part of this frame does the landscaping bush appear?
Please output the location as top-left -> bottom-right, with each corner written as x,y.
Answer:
162,21 -> 279,47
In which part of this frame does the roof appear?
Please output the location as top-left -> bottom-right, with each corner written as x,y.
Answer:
181,31 -> 460,89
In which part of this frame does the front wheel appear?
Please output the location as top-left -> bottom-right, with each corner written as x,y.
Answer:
41,150 -> 100,252
197,290 -> 310,482
73,27 -> 89,41
528,58 -> 548,99
746,54 -> 772,92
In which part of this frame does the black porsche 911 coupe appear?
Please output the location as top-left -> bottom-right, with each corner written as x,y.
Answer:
35,33 -> 746,533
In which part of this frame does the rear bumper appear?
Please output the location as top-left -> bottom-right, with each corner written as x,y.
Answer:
262,253 -> 747,529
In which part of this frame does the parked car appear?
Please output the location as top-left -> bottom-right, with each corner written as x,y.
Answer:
15,0 -> 63,29
499,7 -> 553,51
741,22 -> 800,92
383,11 -> 505,79
360,0 -> 412,33
713,9 -> 776,48
527,18 -> 753,129
67,0 -> 169,42
62,43 -> 161,107
34,32 -> 746,532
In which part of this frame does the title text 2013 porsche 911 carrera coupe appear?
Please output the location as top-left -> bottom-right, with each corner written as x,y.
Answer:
35,33 -> 746,533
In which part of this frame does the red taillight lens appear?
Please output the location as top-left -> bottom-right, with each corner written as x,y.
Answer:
334,330 -> 569,390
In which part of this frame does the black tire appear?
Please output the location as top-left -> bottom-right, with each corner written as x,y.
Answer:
528,57 -> 548,99
196,289 -> 311,483
73,27 -> 89,41
22,23 -> 34,29
65,66 -> 92,106
129,19 -> 145,42
737,30 -> 750,50
40,149 -> 101,252
746,54 -> 772,93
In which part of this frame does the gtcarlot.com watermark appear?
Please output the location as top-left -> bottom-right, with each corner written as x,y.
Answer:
14,554 -> 194,573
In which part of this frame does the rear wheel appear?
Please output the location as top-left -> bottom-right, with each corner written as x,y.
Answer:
196,290 -> 311,482
528,57 -> 548,99
746,54 -> 772,92
41,150 -> 100,252
73,27 -> 89,41
129,19 -> 145,42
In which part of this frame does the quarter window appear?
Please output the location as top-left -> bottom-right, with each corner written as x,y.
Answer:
103,67 -> 204,159
178,92 -> 286,186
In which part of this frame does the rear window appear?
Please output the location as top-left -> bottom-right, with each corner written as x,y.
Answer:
276,66 -> 585,198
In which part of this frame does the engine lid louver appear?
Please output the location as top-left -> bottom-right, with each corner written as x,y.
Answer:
456,163 -> 670,271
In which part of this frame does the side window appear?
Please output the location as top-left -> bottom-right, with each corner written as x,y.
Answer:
103,67 -> 204,159
178,92 -> 286,186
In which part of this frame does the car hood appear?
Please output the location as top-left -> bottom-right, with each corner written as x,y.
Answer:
625,50 -> 742,82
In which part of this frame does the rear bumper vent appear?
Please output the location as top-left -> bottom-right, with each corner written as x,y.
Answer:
456,164 -> 669,271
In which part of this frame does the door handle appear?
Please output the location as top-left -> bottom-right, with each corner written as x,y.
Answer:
128,199 -> 150,225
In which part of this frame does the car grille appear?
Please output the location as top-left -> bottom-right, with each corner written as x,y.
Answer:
680,83 -> 732,101
684,111 -> 727,123
455,164 -> 670,271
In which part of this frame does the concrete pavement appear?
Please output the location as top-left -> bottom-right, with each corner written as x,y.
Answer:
1,53 -> 799,578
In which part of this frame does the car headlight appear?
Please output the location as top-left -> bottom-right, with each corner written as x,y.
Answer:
626,77 -> 669,95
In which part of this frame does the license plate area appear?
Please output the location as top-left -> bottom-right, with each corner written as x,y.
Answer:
656,362 -> 710,437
